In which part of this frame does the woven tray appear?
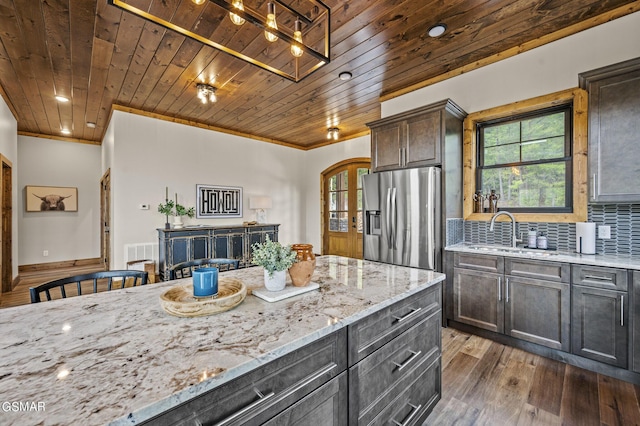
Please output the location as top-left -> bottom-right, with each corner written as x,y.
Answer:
160,277 -> 246,317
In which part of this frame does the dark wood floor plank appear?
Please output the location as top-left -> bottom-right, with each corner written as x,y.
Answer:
457,341 -> 512,409
474,351 -> 537,424
560,364 -> 601,426
424,396 -> 480,426
598,374 -> 640,426
516,403 -> 562,426
441,327 -> 472,367
528,355 -> 566,416
442,351 -> 481,399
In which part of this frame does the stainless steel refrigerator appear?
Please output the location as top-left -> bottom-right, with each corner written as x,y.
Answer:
362,167 -> 441,270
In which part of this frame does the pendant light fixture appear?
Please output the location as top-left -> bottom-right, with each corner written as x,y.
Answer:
229,0 -> 245,26
327,127 -> 340,141
264,2 -> 278,42
197,83 -> 217,104
110,0 -> 330,82
290,18 -> 304,58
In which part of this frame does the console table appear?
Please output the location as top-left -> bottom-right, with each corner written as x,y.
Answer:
157,224 -> 279,281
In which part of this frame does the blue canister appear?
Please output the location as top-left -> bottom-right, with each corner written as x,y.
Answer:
192,267 -> 219,297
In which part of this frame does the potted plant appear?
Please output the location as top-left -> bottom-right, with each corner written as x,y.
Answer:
251,235 -> 297,291
158,193 -> 195,229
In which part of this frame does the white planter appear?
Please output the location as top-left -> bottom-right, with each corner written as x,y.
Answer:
173,216 -> 184,229
264,269 -> 286,291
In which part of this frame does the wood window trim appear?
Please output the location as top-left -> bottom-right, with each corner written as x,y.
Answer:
463,88 -> 588,223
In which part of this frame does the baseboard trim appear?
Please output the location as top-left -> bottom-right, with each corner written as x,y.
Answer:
18,258 -> 103,273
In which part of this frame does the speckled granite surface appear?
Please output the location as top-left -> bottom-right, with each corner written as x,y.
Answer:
446,243 -> 640,270
0,256 -> 444,425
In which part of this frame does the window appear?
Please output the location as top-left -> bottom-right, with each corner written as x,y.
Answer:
476,105 -> 572,213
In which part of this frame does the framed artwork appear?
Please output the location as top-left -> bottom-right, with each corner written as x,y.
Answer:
26,185 -> 78,212
196,185 -> 243,218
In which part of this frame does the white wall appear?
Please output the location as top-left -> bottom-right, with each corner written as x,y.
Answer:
17,136 -> 102,265
382,11 -> 640,117
108,111 -> 307,269
0,97 -> 18,280
300,136 -> 371,251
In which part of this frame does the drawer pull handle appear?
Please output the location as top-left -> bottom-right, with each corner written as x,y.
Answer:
392,350 -> 422,371
583,274 -> 613,282
621,295 -> 624,327
392,307 -> 422,323
391,402 -> 422,426
214,388 -> 275,426
505,278 -> 509,303
497,277 -> 502,301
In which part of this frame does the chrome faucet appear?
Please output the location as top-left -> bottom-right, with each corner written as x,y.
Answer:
489,211 -> 522,248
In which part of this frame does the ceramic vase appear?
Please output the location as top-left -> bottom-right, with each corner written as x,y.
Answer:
288,244 -> 316,287
173,216 -> 184,229
264,269 -> 286,292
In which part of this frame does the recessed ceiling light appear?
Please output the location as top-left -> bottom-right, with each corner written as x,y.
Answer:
61,128 -> 71,135
86,122 -> 96,129
428,24 -> 447,38
55,95 -> 69,103
339,71 -> 352,81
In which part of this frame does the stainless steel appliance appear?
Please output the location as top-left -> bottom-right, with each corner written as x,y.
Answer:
362,167 -> 441,270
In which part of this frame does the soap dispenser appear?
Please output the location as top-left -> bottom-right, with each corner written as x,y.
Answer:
536,232 -> 548,250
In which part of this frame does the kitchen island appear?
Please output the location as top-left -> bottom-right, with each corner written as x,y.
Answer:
0,256 -> 445,425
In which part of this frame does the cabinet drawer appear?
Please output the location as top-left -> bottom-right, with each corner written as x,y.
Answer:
454,253 -> 504,274
141,328 -> 347,426
572,265 -> 628,291
212,227 -> 245,236
264,372 -> 348,426
348,284 -> 441,365
349,310 -> 440,424
505,258 -> 569,283
367,357 -> 441,426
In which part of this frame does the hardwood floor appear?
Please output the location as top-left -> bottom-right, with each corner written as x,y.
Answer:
2,268 -> 639,425
0,263 -> 105,308
428,327 -> 640,426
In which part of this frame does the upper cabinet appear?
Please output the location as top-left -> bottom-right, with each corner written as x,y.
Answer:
579,57 -> 640,203
367,99 -> 466,172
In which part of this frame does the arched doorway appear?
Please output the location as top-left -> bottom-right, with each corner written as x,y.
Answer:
321,158 -> 370,258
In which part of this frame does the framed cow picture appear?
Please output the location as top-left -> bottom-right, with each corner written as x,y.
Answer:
26,185 -> 78,212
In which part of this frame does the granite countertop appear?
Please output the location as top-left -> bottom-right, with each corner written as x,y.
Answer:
0,256 -> 445,425
446,242 -> 640,270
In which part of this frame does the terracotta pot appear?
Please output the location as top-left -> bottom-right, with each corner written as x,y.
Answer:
288,244 -> 316,287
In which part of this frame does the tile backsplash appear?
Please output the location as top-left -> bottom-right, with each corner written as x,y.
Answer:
458,204 -> 640,256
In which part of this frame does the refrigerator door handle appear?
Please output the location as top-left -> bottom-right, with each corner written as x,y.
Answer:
426,168 -> 435,270
391,187 -> 397,249
386,188 -> 393,249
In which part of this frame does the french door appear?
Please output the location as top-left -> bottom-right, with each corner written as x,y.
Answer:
322,159 -> 370,258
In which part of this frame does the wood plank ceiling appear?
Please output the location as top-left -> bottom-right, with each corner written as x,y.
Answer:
0,0 -> 638,149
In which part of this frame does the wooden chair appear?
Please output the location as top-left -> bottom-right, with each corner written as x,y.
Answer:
29,270 -> 149,303
170,258 -> 240,280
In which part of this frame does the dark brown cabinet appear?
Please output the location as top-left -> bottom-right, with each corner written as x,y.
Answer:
367,99 -> 466,172
452,254 -> 571,351
571,265 -> 629,368
579,57 -> 640,203
158,224 -> 279,281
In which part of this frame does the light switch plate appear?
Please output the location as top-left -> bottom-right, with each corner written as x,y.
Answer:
598,225 -> 611,239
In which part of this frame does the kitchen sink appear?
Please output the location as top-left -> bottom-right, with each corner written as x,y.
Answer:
464,244 -> 560,257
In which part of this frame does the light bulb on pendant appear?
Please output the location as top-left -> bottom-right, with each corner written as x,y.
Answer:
290,19 -> 303,57
192,0 -> 206,5
264,2 -> 278,42
229,0 -> 245,26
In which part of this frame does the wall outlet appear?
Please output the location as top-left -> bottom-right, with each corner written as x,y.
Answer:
43,250 -> 49,257
139,204 -> 150,210
598,225 -> 611,239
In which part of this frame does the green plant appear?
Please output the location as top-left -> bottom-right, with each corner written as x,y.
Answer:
251,235 -> 297,277
157,200 -> 175,216
175,204 -> 195,218
157,200 -> 195,218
